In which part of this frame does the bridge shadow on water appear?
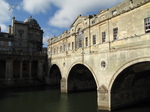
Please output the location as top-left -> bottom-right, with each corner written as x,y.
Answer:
98,101 -> 150,112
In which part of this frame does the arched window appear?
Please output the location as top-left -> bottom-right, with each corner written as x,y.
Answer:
76,28 -> 83,49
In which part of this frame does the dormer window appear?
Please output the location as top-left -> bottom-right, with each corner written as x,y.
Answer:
92,20 -> 95,24
112,10 -> 117,15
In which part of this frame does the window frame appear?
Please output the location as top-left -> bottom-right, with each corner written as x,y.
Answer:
102,32 -> 106,43
144,17 -> 150,33
93,35 -> 96,45
85,37 -> 88,47
113,28 -> 118,40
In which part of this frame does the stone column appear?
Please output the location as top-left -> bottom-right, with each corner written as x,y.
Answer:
5,59 -> 13,80
20,61 -> 23,79
61,77 -> 68,93
29,61 -> 32,78
38,59 -> 43,78
97,85 -> 111,111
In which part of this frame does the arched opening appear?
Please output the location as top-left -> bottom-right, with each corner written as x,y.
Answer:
68,64 -> 97,93
49,64 -> 62,87
111,62 -> 150,110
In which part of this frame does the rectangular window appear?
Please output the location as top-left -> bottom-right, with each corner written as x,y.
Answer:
112,10 -> 117,15
8,41 -> 12,46
92,20 -> 95,24
113,28 -> 118,40
60,46 -> 62,52
102,32 -> 106,43
54,48 -> 56,54
48,50 -> 51,55
85,37 -> 88,46
68,43 -> 70,50
93,35 -> 96,45
79,39 -> 82,48
57,47 -> 58,53
72,42 -> 74,50
64,45 -> 65,51
0,41 -> 4,45
145,17 -> 150,33
19,32 -> 23,38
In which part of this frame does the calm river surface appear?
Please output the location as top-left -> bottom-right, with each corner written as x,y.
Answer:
0,86 -> 150,112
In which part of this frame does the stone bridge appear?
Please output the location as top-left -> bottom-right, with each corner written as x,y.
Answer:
47,0 -> 150,111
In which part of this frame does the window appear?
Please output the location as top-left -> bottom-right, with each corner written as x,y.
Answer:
8,41 -> 12,46
112,10 -> 117,15
19,32 -> 23,38
57,47 -> 58,53
102,32 -> 106,43
93,35 -> 96,45
76,28 -> 83,49
68,43 -> 70,50
54,48 -> 56,54
29,34 -> 32,40
0,41 -> 4,45
64,45 -> 65,51
85,37 -> 88,46
18,29 -> 24,38
19,43 -> 22,46
92,20 -> 95,24
72,42 -> 74,50
60,46 -> 62,52
145,17 -> 150,33
113,28 -> 118,40
48,49 -> 51,55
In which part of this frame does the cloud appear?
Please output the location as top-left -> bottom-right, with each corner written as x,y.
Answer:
0,0 -> 12,32
43,35 -> 51,47
21,0 -> 124,28
42,27 -> 54,47
22,0 -> 51,14
0,24 -> 7,32
48,0 -> 124,28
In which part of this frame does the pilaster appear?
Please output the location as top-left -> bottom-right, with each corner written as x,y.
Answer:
97,85 -> 111,111
61,77 -> 68,93
5,59 -> 13,80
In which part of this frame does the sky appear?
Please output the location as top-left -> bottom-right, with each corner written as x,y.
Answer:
0,0 -> 124,47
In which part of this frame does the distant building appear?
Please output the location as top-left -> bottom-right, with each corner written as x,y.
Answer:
0,16 -> 44,52
0,17 -> 47,88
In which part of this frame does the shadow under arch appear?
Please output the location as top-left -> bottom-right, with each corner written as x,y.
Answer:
109,59 -> 150,110
67,64 -> 97,93
49,64 -> 62,87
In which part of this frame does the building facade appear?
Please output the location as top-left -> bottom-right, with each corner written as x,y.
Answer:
0,17 -> 47,87
48,0 -> 150,111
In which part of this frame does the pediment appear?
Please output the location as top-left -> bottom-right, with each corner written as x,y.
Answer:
70,15 -> 86,28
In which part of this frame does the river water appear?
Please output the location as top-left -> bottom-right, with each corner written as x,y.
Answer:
0,86 -> 149,112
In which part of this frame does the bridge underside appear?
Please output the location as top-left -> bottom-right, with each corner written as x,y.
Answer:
111,62 -> 150,110
48,65 -> 61,86
68,64 -> 97,93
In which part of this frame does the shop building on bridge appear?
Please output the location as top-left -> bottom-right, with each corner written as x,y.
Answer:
48,0 -> 150,111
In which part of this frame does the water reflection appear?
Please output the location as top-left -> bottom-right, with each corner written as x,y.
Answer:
0,86 -> 149,112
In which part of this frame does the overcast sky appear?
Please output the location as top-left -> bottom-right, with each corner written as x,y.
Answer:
0,0 -> 124,47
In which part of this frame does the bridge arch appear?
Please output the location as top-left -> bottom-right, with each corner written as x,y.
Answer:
67,63 -> 99,93
109,57 -> 150,110
48,64 -> 62,86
